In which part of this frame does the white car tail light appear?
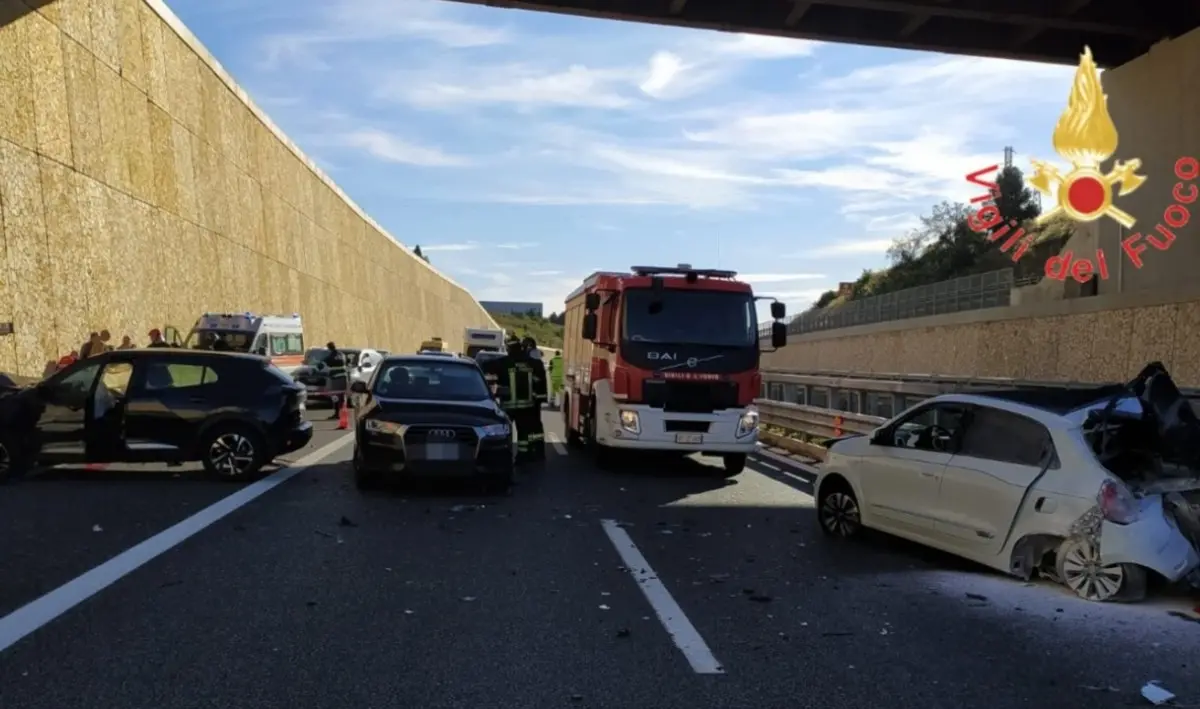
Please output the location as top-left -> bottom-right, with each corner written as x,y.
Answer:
1098,479 -> 1140,525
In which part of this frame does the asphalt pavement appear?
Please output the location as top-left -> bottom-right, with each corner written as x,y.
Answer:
2,409 -> 1200,709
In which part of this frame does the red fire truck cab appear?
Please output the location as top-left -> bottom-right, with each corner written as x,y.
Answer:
561,264 -> 788,473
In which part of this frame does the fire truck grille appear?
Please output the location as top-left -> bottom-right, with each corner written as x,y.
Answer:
643,380 -> 738,414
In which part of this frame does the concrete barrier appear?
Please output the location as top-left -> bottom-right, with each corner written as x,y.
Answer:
0,0 -> 495,377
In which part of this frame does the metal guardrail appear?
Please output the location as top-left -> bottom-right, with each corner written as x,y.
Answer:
753,369 -> 1200,460
758,268 -> 1014,337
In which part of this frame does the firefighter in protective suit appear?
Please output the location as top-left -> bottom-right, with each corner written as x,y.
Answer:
483,337 -> 546,462
521,336 -> 548,459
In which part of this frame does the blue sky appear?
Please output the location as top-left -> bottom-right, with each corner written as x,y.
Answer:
167,0 -> 1078,317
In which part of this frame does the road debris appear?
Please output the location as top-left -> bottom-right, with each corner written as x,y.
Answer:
338,515 -> 358,527
1141,681 -> 1175,705
598,604 -> 610,610
91,524 -> 102,532
461,596 -> 477,602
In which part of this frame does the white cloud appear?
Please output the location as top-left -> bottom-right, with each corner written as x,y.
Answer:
496,242 -> 539,250
420,242 -> 480,252
639,51 -> 685,98
261,0 -> 509,69
801,239 -> 895,259
740,273 -> 827,283
338,128 -> 472,167
380,64 -> 637,110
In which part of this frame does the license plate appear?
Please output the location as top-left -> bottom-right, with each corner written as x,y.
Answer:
423,443 -> 460,460
675,433 -> 703,444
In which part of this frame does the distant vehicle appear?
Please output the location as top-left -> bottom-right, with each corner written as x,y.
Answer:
463,327 -> 505,357
816,362 -> 1200,603
561,264 -> 788,473
292,347 -> 362,408
349,354 -> 514,491
182,312 -> 306,372
0,349 -> 312,483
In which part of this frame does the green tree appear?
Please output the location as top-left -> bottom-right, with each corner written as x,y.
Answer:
804,162 -> 1052,311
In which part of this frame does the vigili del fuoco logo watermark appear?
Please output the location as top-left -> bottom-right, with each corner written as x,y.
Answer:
964,47 -> 1197,284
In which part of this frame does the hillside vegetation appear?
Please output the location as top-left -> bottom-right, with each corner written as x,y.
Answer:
492,312 -> 564,349
806,164 -> 1075,313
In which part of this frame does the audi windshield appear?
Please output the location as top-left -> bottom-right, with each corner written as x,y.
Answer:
623,288 -> 757,347
373,361 -> 492,401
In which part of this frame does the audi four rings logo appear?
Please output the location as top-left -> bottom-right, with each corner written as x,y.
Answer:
428,429 -> 456,439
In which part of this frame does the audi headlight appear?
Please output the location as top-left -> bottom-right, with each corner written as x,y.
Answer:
736,410 -> 759,438
365,419 -> 405,435
481,423 -> 511,438
619,409 -> 640,434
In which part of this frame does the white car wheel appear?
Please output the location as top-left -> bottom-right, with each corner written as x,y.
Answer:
1055,537 -> 1144,602
818,483 -> 862,538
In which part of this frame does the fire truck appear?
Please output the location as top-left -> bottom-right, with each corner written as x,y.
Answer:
561,265 -> 788,474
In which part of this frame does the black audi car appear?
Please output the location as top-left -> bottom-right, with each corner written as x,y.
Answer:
349,354 -> 515,491
0,349 -> 312,483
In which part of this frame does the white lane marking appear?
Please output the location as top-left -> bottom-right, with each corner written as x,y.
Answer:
547,432 -> 568,455
599,519 -> 724,675
0,433 -> 354,654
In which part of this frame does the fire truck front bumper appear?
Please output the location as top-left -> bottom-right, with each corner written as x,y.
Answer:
598,405 -> 759,454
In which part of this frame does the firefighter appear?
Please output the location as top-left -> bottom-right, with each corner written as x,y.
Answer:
521,336 -> 548,460
483,337 -> 542,463
548,351 -> 563,409
324,342 -> 347,419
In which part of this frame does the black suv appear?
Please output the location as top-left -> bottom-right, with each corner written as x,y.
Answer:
0,349 -> 312,482
350,354 -> 514,491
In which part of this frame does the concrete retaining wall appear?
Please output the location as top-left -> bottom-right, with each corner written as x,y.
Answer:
761,285 -> 1200,387
0,0 -> 495,376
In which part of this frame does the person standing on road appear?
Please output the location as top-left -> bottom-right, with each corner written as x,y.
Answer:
99,330 -> 113,352
548,351 -> 563,409
147,329 -> 169,348
117,335 -> 135,350
325,342 -> 347,419
521,336 -> 548,460
482,337 -> 541,463
79,332 -> 102,359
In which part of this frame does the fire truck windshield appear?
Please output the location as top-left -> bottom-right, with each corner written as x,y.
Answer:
622,288 -> 757,347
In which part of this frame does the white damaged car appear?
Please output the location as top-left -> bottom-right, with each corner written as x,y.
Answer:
814,362 -> 1200,602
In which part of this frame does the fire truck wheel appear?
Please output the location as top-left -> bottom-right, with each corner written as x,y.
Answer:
722,453 -> 747,475
587,406 -> 616,469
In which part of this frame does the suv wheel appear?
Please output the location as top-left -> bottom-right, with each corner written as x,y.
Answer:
353,447 -> 381,490
722,453 -> 747,475
201,425 -> 266,481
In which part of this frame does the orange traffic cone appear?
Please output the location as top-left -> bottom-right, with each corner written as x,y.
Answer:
337,400 -> 350,430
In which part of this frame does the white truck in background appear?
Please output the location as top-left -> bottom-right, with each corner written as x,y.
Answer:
464,327 -> 506,358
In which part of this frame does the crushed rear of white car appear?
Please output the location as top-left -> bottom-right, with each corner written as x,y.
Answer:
816,361 -> 1200,603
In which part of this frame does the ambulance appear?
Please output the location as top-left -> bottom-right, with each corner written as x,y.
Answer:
463,327 -> 506,357
183,312 -> 306,372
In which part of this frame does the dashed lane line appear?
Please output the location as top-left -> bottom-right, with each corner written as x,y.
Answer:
0,433 -> 355,654
600,519 -> 725,675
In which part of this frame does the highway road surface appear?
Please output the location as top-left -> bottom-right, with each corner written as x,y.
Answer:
3,410 -> 1200,709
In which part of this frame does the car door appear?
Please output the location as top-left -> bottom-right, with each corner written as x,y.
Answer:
123,359 -> 220,458
934,405 -> 1057,556
857,402 -> 969,538
86,358 -> 136,462
37,360 -> 104,462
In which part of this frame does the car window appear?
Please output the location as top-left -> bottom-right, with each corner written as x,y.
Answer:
885,403 -> 969,453
142,362 -> 217,391
48,362 -> 102,405
374,362 -> 491,401
959,406 -> 1055,467
100,362 -> 133,396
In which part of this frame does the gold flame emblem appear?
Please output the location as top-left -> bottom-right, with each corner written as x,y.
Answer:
1029,46 -> 1145,228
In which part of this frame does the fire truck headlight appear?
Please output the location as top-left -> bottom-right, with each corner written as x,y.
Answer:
618,409 -> 640,434
736,410 -> 759,438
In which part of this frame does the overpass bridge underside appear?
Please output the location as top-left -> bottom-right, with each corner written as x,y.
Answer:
453,0 -> 1200,65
